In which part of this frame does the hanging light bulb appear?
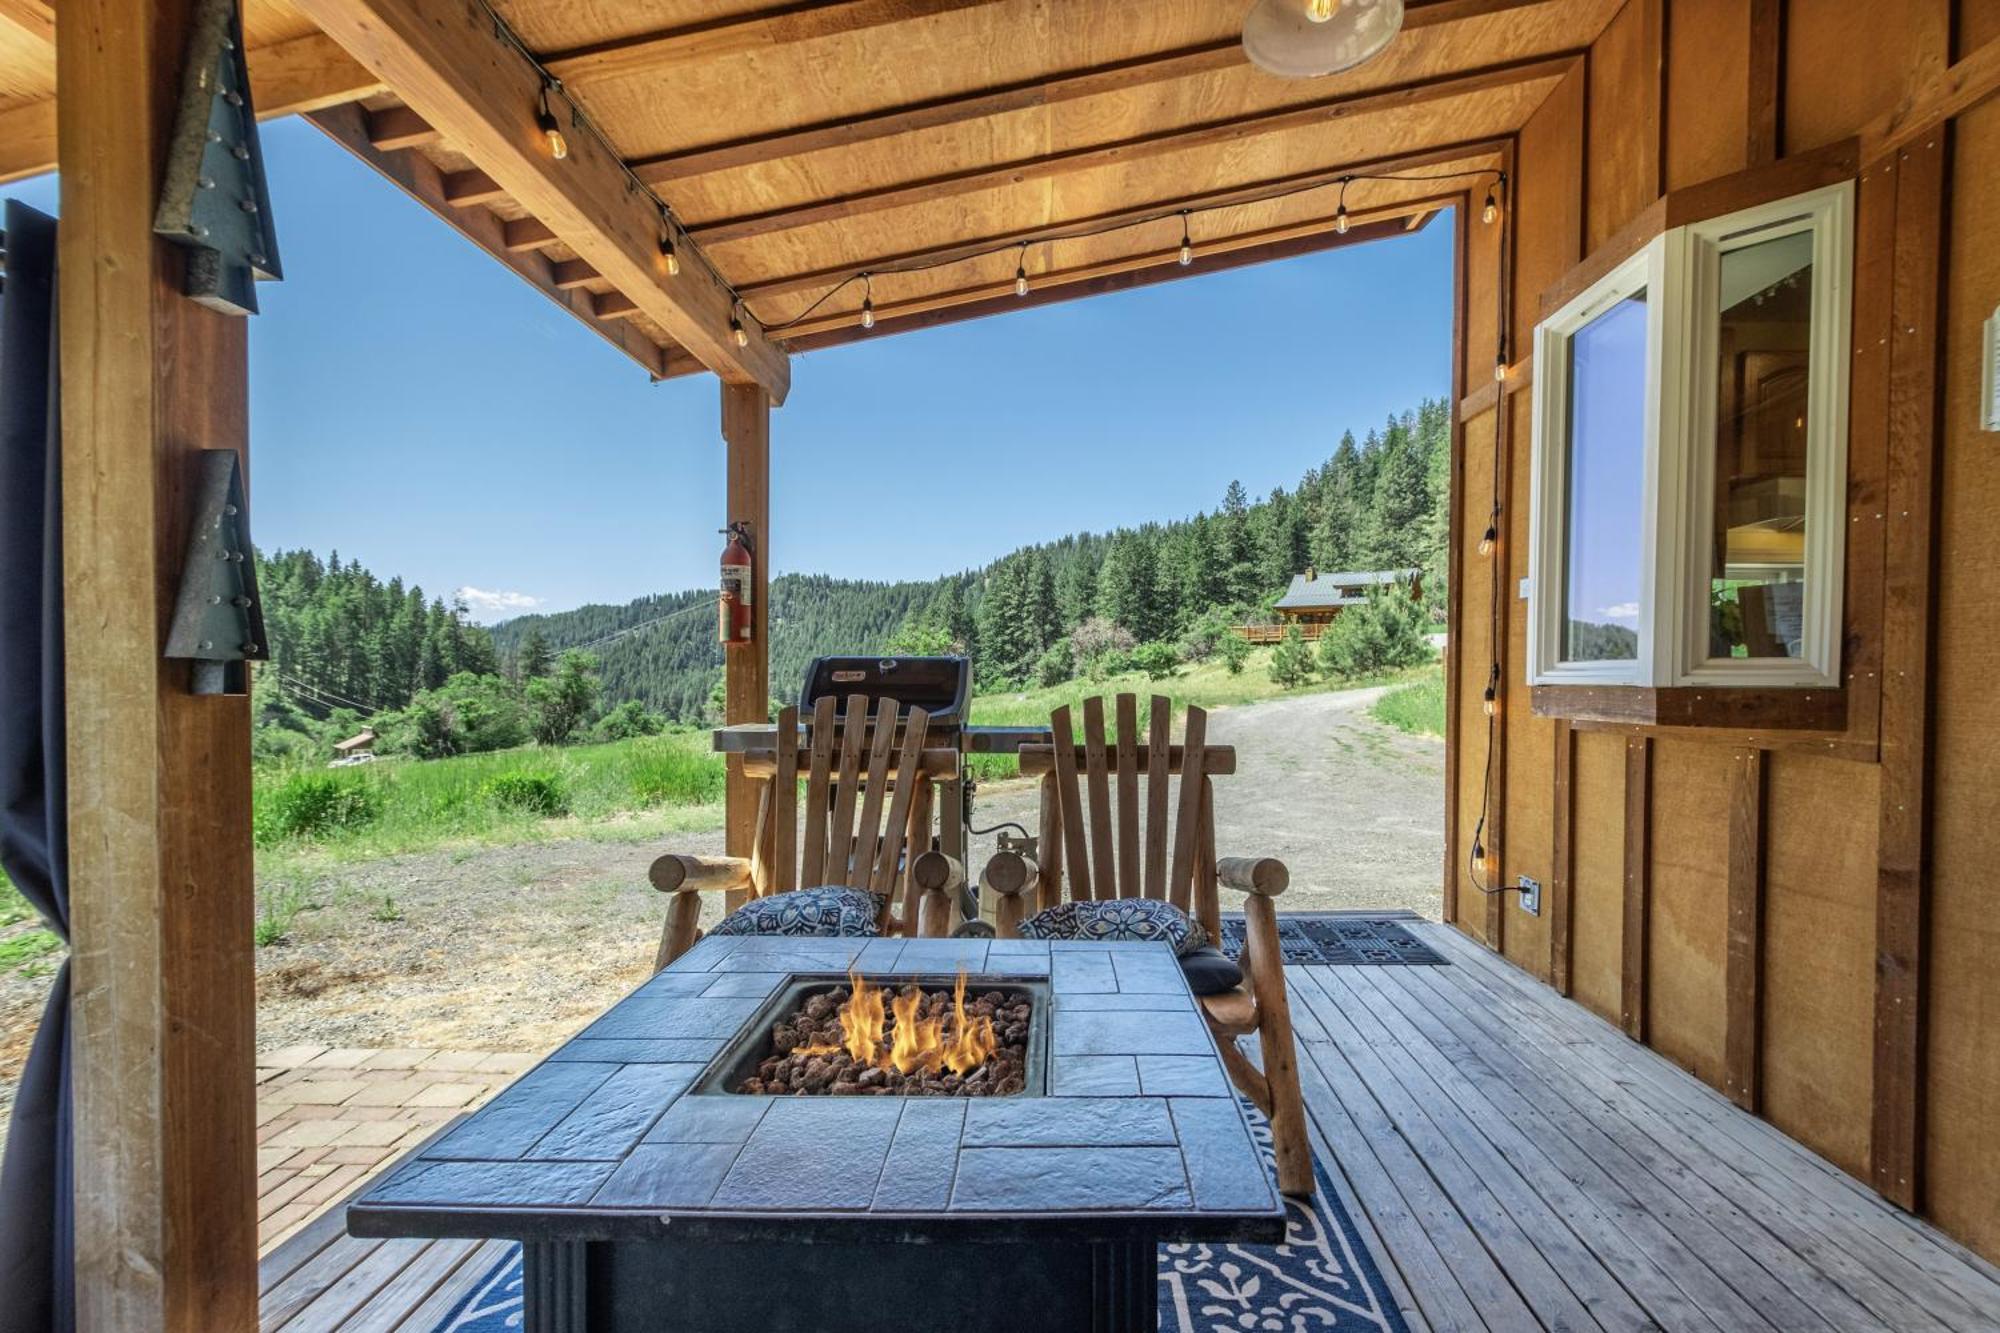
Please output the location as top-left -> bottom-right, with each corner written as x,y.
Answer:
658,229 -> 680,277
1495,352 -> 1508,384
730,306 -> 749,349
1242,0 -> 1403,79
1015,244 -> 1030,297
1478,523 -> 1498,557
860,274 -> 876,329
1481,187 -> 1499,225
1334,178 -> 1351,235
1483,684 -> 1498,717
536,85 -> 568,160
1178,212 -> 1194,266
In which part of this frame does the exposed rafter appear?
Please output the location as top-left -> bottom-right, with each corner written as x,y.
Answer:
738,139 -> 1508,306
686,53 -> 1574,244
764,212 -> 1432,363
0,29 -> 386,184
307,104 -> 690,379
542,0 -> 1007,84
293,0 -> 789,399
0,0 -> 53,47
630,0 -> 1562,184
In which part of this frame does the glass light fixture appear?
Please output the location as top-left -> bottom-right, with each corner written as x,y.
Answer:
1242,0 -> 1403,79
536,86 -> 568,160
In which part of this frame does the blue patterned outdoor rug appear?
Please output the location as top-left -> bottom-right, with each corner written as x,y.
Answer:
432,1101 -> 1409,1332
1217,914 -> 1447,967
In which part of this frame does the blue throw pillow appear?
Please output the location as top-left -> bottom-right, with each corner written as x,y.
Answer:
1017,898 -> 1208,957
710,885 -> 884,938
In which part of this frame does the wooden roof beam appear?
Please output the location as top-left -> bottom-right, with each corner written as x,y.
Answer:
306,103 -> 693,380
543,0 -> 1008,84
633,0 -> 1563,184
0,28 -> 386,184
294,0 -> 789,399
366,104 -> 441,150
0,0 -> 53,47
738,138 -> 1507,305
764,212 -> 1434,363
687,52 -> 1575,244
768,202 -> 1445,342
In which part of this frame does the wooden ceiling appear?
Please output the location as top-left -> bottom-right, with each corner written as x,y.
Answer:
1,0 -> 1625,393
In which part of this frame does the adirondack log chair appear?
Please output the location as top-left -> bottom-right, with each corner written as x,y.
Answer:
648,694 -> 967,970
984,693 -> 1312,1197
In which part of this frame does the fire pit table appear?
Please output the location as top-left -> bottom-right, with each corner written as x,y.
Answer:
346,935 -> 1285,1333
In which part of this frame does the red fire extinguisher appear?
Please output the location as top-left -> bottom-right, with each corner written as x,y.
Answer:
719,521 -> 754,648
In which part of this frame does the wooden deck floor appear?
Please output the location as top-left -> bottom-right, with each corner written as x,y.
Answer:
261,922 -> 2000,1332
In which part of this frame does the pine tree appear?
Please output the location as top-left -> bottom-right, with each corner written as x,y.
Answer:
1096,530 -> 1164,643
1025,553 -> 1060,659
1218,479 -> 1259,604
1310,432 -> 1363,573
517,627 -> 553,680
976,557 -> 1034,683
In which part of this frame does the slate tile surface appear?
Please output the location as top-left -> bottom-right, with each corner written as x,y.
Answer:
354,939 -> 1277,1234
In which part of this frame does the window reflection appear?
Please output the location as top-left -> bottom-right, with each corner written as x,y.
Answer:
1561,292 -> 1647,663
1710,231 -> 1812,659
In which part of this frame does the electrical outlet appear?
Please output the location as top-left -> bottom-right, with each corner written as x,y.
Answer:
1516,875 -> 1542,916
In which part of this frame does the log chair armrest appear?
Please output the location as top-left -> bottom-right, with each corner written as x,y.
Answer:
977,849 -> 1037,900
649,854 -> 753,895
911,849 -> 967,896
1216,856 -> 1289,898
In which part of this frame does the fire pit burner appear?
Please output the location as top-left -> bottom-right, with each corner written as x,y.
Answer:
694,972 -> 1049,1099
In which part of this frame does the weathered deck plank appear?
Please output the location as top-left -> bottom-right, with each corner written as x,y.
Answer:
264,924 -> 2000,1332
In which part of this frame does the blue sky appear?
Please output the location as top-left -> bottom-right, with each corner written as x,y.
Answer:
9,118 -> 1453,620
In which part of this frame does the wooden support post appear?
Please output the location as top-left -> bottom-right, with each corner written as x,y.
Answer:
1549,720 -> 1575,996
1746,0 -> 1785,165
1724,748 -> 1767,1111
1620,736 -> 1652,1042
1442,189 -> 1469,927
1484,138 -> 1518,955
722,383 -> 770,913
57,1 -> 259,1327
1872,131 -> 1946,1212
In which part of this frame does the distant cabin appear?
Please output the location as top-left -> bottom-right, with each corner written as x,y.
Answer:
1238,567 -> 1422,642
332,728 -> 377,757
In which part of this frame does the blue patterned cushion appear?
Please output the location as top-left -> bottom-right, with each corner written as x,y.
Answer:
710,886 -> 884,938
1017,898 -> 1208,956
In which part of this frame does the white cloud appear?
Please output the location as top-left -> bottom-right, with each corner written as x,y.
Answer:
456,585 -> 542,620
1598,602 -> 1641,621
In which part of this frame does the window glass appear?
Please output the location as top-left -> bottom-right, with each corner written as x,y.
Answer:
1560,292 -> 1648,663
1708,230 -> 1812,659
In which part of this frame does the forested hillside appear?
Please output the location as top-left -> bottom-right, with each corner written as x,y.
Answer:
492,398 -> 1451,719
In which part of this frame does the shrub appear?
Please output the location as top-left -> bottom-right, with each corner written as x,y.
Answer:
527,651 -> 602,745
1217,632 -> 1251,676
1033,641 -> 1075,688
630,747 -> 726,807
256,773 -> 383,845
1317,585 -> 1435,680
591,699 -> 667,743
1372,669 -> 1446,737
1131,640 -> 1180,680
1268,624 -> 1317,687
482,771 -> 570,817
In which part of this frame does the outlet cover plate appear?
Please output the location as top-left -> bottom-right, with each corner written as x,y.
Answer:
1517,875 -> 1542,916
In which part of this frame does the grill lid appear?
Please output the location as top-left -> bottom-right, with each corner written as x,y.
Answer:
799,655 -> 971,729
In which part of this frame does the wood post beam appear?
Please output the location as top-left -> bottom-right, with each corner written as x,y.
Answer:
1620,737 -> 1652,1041
1871,131 -> 1947,1214
770,211 -> 1430,358
58,0 -> 259,1325
307,104 -> 689,379
688,53 -> 1575,245
1549,721 -> 1574,995
1,28 -> 387,184
1724,748 -> 1767,1111
366,103 -> 440,150
293,0 -> 790,401
739,139 -> 1508,305
722,384 -> 772,914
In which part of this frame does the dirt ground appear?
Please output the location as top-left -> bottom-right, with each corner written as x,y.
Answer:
0,684 -> 1442,1131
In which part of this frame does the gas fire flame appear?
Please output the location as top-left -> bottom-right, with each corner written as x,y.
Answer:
791,969 -> 998,1076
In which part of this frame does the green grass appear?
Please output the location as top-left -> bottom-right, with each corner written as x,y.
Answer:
0,927 -> 60,975
0,870 -> 30,930
1371,665 -> 1447,738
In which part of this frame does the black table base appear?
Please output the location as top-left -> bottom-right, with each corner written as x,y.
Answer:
525,1233 -> 1159,1333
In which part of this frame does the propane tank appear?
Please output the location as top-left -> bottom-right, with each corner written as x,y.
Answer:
719,522 -> 754,648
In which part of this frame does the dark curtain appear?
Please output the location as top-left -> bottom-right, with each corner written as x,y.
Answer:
0,200 -> 72,1333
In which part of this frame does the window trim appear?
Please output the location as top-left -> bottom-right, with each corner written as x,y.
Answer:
1525,183 -> 1853,694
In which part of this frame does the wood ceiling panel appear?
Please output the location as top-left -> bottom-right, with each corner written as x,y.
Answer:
702,76 -> 1550,291
0,19 -> 49,110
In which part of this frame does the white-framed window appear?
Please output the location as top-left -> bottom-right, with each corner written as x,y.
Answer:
1527,183 -> 1853,692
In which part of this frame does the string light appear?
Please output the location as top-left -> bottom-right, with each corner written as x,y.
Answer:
1334,177 -> 1351,235
535,84 -> 568,160
730,303 -> 749,349
1478,521 -> 1498,558
1178,211 -> 1194,266
657,209 -> 680,277
860,273 -> 876,329
1481,172 -> 1506,225
1306,0 -> 1339,19
1015,243 -> 1030,297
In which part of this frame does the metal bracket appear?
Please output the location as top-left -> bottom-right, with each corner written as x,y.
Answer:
153,0 -> 282,315
165,450 -> 270,695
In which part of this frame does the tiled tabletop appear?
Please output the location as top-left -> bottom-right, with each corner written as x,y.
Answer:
347,935 -> 1285,1245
